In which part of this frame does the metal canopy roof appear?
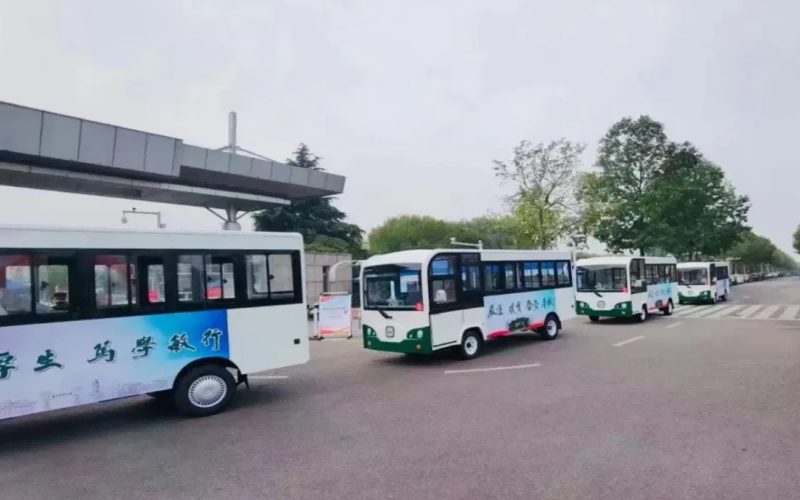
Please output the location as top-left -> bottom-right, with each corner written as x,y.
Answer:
0,101 -> 346,210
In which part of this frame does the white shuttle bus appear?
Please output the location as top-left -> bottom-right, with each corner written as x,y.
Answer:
677,261 -> 730,304
360,249 -> 575,360
0,225 -> 309,421
575,256 -> 678,322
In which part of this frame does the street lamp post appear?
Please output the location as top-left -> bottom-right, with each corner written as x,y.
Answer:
121,208 -> 166,229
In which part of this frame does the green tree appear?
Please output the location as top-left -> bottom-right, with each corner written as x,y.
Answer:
727,231 -> 776,269
367,214 -> 519,254
252,144 -> 365,257
649,147 -> 750,259
493,138 -> 587,249
589,116 -> 671,255
793,223 -> 800,255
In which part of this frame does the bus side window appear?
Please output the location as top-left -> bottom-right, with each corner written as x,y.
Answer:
94,255 -> 129,308
268,253 -> 295,299
0,255 -> 33,316
35,258 -> 71,314
522,262 -> 540,289
483,264 -> 500,292
460,254 -> 480,291
430,256 -> 456,304
503,263 -> 517,291
541,262 -> 556,288
206,257 -> 235,300
556,261 -> 571,287
177,254 -> 206,303
135,256 -> 165,305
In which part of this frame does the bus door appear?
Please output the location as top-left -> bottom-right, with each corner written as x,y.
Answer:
630,258 -> 647,308
428,253 -> 479,349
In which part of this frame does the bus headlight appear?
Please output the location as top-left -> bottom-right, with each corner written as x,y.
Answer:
416,330 -> 423,339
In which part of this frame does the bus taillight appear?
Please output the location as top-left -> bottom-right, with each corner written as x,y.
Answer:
415,302 -> 424,312
621,287 -> 628,293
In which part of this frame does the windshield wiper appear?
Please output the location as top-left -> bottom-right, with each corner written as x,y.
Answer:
593,291 -> 603,297
377,308 -> 393,319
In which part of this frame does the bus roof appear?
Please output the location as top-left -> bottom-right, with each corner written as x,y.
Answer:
361,248 -> 572,267
678,261 -> 729,269
0,224 -> 304,251
575,255 -> 677,267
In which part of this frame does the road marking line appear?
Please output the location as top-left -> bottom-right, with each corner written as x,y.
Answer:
444,363 -> 541,374
753,305 -> 781,319
743,295 -> 750,299
665,322 -> 682,329
249,375 -> 290,380
735,305 -> 762,318
779,305 -> 800,321
673,305 -> 715,317
613,336 -> 646,347
698,304 -> 742,318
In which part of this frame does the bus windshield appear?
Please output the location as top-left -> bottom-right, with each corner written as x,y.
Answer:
363,264 -> 423,310
576,266 -> 628,293
679,268 -> 708,286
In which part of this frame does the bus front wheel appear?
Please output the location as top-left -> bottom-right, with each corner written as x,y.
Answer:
637,306 -> 647,323
174,364 -> 236,417
459,330 -> 484,360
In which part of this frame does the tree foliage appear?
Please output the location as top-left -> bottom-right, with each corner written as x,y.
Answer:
252,144 -> 365,257
650,150 -> 750,259
493,139 -> 587,249
367,214 -> 519,254
793,223 -> 800,256
588,116 -> 748,258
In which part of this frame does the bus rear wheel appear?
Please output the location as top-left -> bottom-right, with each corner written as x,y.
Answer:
174,364 -> 236,417
459,330 -> 483,360
636,306 -> 647,323
589,316 -> 600,322
539,314 -> 560,341
662,300 -> 674,316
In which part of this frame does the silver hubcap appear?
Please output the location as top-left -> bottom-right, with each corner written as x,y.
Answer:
546,320 -> 558,336
464,336 -> 478,355
640,309 -> 646,320
188,375 -> 228,408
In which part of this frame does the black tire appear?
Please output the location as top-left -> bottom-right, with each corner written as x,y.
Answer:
663,300 -> 674,316
589,316 -> 600,322
636,305 -> 647,323
539,314 -> 560,341
459,330 -> 483,360
173,364 -> 236,417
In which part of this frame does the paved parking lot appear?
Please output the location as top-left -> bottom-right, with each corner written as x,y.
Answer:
3,278 -> 800,500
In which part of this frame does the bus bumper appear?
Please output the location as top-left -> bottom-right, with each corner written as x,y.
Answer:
362,325 -> 433,354
575,301 -> 633,318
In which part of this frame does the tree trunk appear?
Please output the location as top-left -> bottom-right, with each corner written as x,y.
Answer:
639,248 -> 645,256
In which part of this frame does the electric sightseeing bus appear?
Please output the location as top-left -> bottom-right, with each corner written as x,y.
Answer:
677,261 -> 730,304
0,225 -> 308,421
574,256 -> 678,322
360,249 -> 575,360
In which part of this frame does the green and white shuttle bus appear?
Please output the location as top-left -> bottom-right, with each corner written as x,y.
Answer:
575,256 -> 678,322
360,249 -> 575,360
677,261 -> 730,304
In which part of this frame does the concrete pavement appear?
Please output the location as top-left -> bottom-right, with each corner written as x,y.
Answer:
3,280 -> 800,499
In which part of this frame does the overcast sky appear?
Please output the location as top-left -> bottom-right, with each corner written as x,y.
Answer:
0,0 -> 797,254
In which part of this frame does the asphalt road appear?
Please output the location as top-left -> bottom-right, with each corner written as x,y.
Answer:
3,278 -> 800,500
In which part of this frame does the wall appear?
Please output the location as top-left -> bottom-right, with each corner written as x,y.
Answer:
305,252 -> 353,304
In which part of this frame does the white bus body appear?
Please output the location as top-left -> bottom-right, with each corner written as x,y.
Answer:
575,256 -> 678,322
677,261 -> 730,304
0,225 -> 308,420
360,249 -> 575,360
